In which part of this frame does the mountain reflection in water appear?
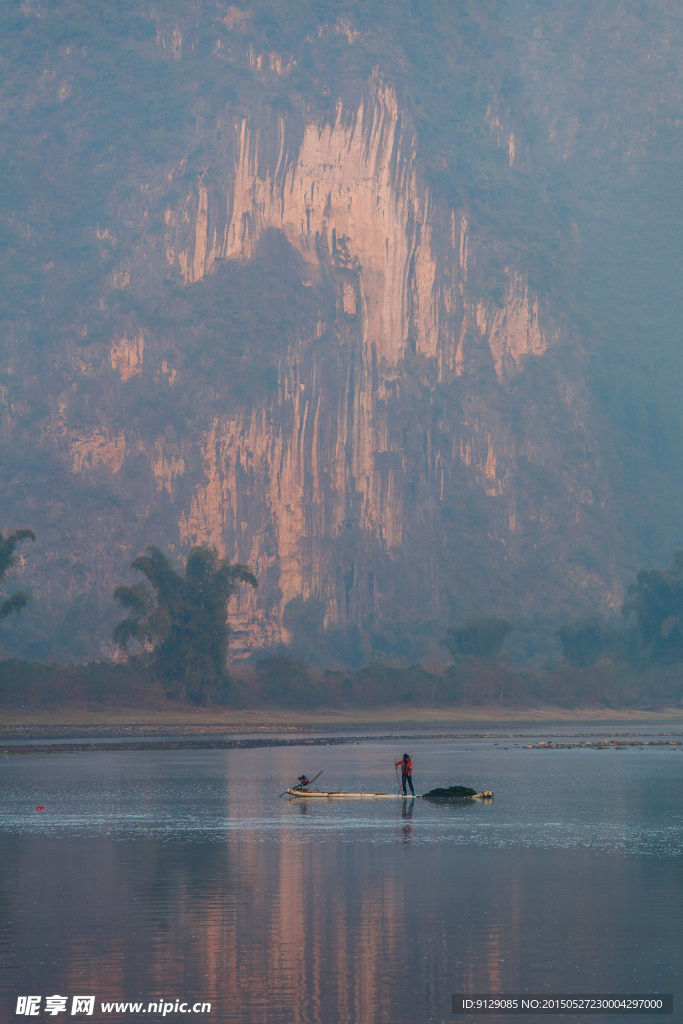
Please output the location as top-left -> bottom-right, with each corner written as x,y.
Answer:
0,736 -> 681,1022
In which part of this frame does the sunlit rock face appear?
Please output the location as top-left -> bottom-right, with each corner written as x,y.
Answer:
1,76 -> 615,662
169,80 -> 436,366
149,79 -> 609,653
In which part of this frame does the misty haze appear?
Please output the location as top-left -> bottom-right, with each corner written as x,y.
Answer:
0,2 -> 681,1022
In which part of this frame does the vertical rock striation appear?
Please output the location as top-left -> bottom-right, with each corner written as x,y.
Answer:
158,78 -> 600,652
2,76 -> 611,663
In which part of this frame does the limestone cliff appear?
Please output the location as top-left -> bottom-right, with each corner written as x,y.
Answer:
151,79 -> 606,653
1,0 -> 680,668
0,78 -> 615,663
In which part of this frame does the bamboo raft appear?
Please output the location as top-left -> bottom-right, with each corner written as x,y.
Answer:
286,789 -> 418,799
285,789 -> 493,800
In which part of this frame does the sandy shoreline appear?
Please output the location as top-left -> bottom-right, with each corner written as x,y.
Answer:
2,732 -> 682,756
0,703 -> 681,740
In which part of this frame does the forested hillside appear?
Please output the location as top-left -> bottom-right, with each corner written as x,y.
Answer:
1,0 -> 682,670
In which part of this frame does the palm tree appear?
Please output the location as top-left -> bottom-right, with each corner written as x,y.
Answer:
113,544 -> 257,703
0,529 -> 36,628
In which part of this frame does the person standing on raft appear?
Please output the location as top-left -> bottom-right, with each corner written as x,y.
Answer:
395,753 -> 415,796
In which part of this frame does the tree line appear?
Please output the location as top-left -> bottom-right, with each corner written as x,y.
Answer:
441,549 -> 683,675
2,526 -> 683,706
1,530 -> 257,706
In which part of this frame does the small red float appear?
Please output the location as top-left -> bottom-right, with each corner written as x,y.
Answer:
36,806 -> 45,811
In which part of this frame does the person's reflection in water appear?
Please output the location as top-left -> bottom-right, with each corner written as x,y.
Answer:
298,800 -> 310,814
400,797 -> 415,845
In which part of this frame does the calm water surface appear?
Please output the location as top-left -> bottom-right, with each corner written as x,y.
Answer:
0,736 -> 681,1022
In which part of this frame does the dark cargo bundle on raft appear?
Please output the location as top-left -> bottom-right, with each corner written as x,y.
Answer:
423,785 -> 492,800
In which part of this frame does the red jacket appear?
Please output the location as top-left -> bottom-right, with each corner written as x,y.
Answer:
396,758 -> 413,776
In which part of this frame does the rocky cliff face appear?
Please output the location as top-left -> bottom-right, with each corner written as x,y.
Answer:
62,76 -> 608,657
0,20 -> 629,664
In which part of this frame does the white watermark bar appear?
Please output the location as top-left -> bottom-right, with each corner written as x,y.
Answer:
16,996 -> 211,1016
100,1001 -> 211,1015
452,995 -> 673,1015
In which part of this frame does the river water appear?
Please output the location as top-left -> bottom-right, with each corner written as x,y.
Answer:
0,733 -> 681,1022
